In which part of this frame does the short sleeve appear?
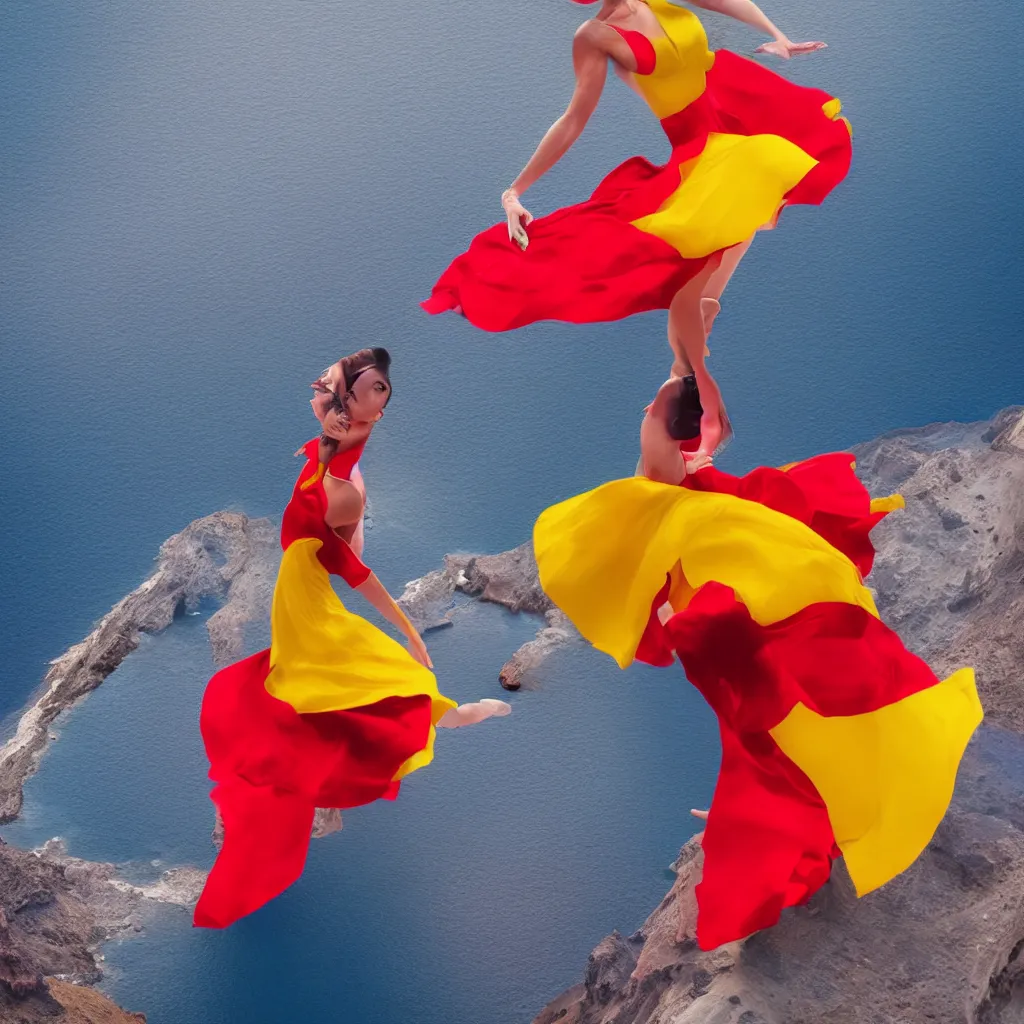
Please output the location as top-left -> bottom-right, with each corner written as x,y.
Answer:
318,535 -> 372,588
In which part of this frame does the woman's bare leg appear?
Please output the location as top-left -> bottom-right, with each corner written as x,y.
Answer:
699,235 -> 754,355
668,262 -> 725,446
667,238 -> 755,455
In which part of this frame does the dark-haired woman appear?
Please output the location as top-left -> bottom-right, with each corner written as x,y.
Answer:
194,349 -> 510,929
532,376 -> 981,950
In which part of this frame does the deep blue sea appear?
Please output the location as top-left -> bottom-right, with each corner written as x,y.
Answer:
2,0 -> 1022,1021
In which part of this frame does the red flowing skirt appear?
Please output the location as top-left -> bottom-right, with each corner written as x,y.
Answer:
193,651 -> 432,929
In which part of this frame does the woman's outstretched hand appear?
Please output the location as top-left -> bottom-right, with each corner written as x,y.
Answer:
755,38 -> 827,59
684,451 -> 714,474
502,189 -> 533,251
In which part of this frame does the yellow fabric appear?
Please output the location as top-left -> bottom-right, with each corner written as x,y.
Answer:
533,477 -> 876,670
632,132 -> 818,258
870,494 -> 906,515
770,668 -> 982,895
623,1 -> 824,258
667,560 -> 696,613
265,538 -> 457,780
632,0 -> 715,120
822,98 -> 854,138
299,462 -> 325,492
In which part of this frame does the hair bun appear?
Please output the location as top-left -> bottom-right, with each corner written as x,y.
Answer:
666,375 -> 703,441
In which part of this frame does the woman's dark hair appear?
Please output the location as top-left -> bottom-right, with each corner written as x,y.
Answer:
341,347 -> 392,407
316,347 -> 392,465
665,374 -> 703,441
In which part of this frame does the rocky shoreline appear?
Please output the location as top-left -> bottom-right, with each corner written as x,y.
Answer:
1,406 -> 1021,1022
0,834 -> 203,1024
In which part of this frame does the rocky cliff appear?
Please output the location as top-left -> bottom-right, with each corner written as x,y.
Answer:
0,513 -> 265,1023
0,837 -> 149,1023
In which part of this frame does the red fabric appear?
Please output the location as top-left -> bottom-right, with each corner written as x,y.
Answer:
634,454 -> 895,667
422,50 -> 851,331
194,651 -> 433,929
635,579 -> 676,668
669,51 -> 852,206
664,583 -> 940,948
685,454 -> 883,577
610,26 -> 657,76
326,439 -> 365,481
281,439 -> 371,587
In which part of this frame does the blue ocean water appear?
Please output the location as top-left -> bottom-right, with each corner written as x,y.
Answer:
1,0 -> 1022,1021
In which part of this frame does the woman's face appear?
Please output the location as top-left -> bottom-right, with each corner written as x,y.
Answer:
346,367 -> 391,422
310,362 -> 343,423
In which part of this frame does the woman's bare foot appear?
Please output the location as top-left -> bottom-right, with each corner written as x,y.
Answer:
690,808 -> 709,821
437,698 -> 512,728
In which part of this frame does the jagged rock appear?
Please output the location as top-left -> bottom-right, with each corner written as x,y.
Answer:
533,406 -> 1024,1024
852,407 -> 1024,732
311,808 -> 344,839
448,544 -> 553,616
0,839 -> 146,1022
397,569 -> 458,634
0,512 -> 278,825
4,409 -> 1022,1024
499,610 -> 580,691
396,543 -> 577,687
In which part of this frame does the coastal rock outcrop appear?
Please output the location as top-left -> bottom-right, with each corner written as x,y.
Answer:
396,544 -> 578,689
0,837 -> 149,1023
3,408 -> 1022,1023
532,406 -> 1024,1024
0,512 -> 279,825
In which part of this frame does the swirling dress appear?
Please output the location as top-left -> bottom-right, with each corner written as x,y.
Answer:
194,439 -> 456,929
533,453 -> 982,949
423,0 -> 852,331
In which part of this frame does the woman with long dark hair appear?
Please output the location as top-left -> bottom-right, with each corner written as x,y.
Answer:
195,349 -> 510,929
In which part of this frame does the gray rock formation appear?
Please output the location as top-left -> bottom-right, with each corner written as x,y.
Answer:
0,512 -> 279,825
532,406 -> 1024,1024
3,409 -> 1021,1023
397,543 -> 580,689
0,837 -> 149,1022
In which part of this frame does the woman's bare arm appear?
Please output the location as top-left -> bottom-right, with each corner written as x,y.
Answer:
355,573 -> 432,669
685,0 -> 825,57
507,23 -> 616,197
501,22 -> 636,243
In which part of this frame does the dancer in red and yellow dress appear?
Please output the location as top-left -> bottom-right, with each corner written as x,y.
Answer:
194,349 -> 510,929
533,378 -> 982,950
423,0 -> 853,460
